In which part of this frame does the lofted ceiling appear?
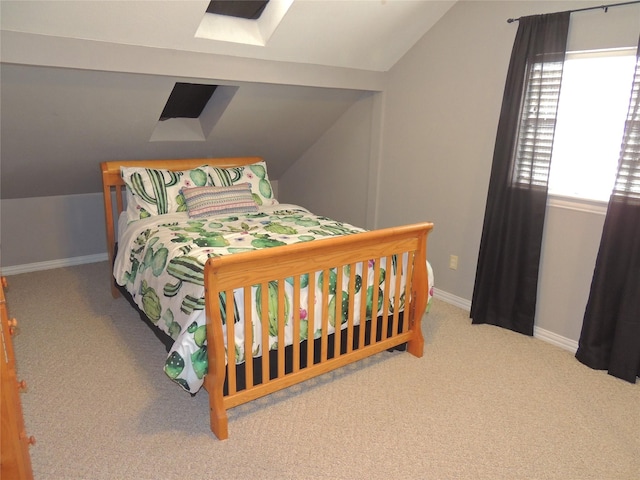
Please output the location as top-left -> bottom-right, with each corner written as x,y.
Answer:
0,0 -> 457,199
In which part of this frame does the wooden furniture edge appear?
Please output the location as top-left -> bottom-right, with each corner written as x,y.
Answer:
203,222 -> 433,440
1,276 -> 35,479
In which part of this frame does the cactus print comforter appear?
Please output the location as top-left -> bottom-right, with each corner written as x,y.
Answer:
114,204 -> 433,394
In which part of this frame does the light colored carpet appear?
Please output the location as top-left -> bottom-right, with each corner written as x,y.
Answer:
4,262 -> 639,480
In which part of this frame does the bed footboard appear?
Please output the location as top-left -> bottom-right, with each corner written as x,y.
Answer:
203,222 -> 433,440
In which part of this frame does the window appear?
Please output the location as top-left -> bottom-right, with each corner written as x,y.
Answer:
196,0 -> 292,47
206,1 -> 269,20
159,83 -> 218,121
548,49 -> 637,202
150,84 -> 239,142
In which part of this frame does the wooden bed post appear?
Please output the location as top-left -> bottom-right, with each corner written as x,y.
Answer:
101,163 -> 120,299
203,263 -> 231,441
208,391 -> 229,441
407,229 -> 429,358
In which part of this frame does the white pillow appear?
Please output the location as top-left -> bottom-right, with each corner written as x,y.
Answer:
121,165 -> 210,221
206,161 -> 278,207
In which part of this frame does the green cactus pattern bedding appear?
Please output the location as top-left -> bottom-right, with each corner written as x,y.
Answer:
114,204 -> 433,394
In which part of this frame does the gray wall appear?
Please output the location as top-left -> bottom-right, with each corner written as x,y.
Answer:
0,193 -> 106,267
279,92 -> 376,227
0,37 -> 379,271
0,184 -> 275,272
378,0 -> 640,299
2,0 -> 639,349
282,0 -> 640,347
537,202 -> 605,343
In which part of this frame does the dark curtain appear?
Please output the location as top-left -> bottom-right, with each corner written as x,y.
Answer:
576,37 -> 640,383
471,13 -> 570,336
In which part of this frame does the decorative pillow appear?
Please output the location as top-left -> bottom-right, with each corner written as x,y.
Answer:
181,183 -> 258,218
206,161 -> 278,206
121,166 -> 210,221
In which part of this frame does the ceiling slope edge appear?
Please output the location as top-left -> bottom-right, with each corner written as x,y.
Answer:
0,30 -> 387,92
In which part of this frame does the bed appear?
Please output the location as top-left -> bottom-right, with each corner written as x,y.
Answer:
101,156 -> 434,440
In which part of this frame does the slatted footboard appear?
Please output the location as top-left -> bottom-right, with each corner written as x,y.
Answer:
204,222 -> 433,440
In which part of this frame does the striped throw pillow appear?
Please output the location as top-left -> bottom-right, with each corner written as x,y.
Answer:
181,183 -> 258,218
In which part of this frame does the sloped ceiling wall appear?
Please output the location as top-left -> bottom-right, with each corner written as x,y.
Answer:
0,0 -> 456,199
0,64 -> 367,198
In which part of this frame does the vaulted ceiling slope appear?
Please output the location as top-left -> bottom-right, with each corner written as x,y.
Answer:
0,0 -> 456,199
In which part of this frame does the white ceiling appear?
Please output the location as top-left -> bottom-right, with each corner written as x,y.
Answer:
0,0 -> 456,72
0,0 -> 457,199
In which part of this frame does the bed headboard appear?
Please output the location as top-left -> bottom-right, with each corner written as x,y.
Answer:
100,156 -> 264,297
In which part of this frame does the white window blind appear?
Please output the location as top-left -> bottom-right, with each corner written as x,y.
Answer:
511,60 -> 564,187
613,52 -> 640,200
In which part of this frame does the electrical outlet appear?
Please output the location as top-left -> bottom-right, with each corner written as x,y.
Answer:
449,255 -> 458,270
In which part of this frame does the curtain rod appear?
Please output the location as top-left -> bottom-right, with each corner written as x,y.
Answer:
507,0 -> 640,23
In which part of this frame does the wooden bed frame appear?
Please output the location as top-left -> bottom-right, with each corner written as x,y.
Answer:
101,157 -> 433,440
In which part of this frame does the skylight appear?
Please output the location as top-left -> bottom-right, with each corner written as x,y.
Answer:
206,1 -> 269,20
151,83 -> 239,142
195,0 -> 293,46
160,83 -> 218,121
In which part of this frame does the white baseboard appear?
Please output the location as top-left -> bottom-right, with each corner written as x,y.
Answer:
433,288 -> 471,311
533,326 -> 578,353
432,288 -> 577,354
1,253 -> 108,276
2,257 -> 580,354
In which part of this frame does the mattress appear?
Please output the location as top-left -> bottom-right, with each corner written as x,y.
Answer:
114,204 -> 433,393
